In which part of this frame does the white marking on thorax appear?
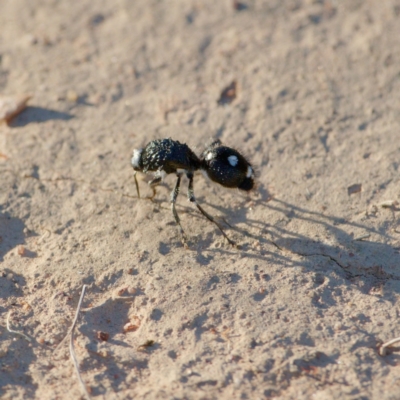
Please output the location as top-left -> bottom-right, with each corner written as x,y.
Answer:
246,166 -> 253,178
205,152 -> 213,161
131,148 -> 143,169
228,155 -> 238,167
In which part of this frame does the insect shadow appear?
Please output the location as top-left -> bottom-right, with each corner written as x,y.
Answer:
197,196 -> 400,301
9,106 -> 74,127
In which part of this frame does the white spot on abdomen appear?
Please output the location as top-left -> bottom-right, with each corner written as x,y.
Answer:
228,155 -> 238,167
246,166 -> 253,178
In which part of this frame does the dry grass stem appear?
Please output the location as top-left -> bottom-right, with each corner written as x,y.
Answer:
379,336 -> 400,356
352,234 -> 371,241
6,310 -> 32,342
69,285 -> 91,400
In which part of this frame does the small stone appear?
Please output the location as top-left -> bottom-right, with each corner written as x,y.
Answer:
334,323 -> 344,331
97,331 -> 110,341
123,315 -> 141,333
347,184 -> 362,195
123,322 -> 138,332
380,200 -> 398,209
137,340 -> 155,351
218,81 -> 237,105
66,90 -> 78,103
0,95 -> 31,122
116,287 -> 127,296
17,245 -> 27,257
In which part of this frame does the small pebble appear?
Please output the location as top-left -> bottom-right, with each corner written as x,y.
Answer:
66,90 -> 78,103
0,95 -> 31,122
123,315 -> 141,332
17,245 -> 27,257
97,331 -> 110,341
116,287 -> 127,296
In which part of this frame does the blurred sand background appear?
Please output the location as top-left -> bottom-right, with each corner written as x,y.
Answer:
1,0 -> 400,399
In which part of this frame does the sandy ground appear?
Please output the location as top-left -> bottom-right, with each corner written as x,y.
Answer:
1,0 -> 400,399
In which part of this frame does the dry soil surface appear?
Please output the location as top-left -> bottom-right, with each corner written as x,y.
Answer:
1,1 -> 400,399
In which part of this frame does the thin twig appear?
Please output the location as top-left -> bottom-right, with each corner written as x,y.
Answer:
69,285 -> 91,400
379,200 -> 398,209
379,336 -> 400,356
6,310 -> 32,342
352,233 -> 371,242
111,295 -> 136,301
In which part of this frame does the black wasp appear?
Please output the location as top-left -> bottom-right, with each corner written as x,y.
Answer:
131,138 -> 255,246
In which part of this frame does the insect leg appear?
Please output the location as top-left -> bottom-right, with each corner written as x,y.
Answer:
171,174 -> 188,246
148,176 -> 162,200
133,171 -> 140,198
186,173 -> 236,246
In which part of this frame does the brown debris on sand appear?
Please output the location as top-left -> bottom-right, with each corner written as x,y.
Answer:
0,95 -> 31,122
